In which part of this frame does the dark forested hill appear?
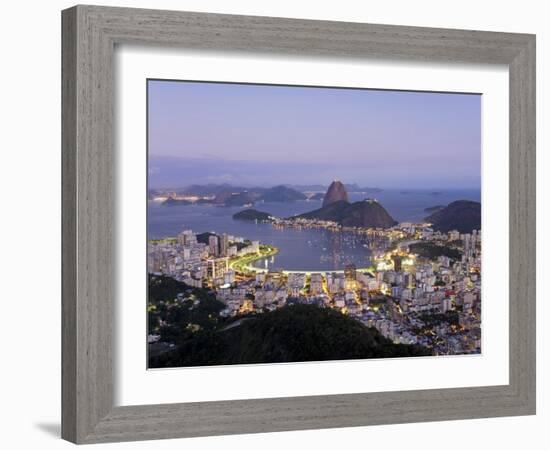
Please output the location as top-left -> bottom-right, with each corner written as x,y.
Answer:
425,200 -> 481,233
149,304 -> 431,368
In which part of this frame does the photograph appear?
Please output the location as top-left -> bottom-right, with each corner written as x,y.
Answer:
146,79 -> 482,368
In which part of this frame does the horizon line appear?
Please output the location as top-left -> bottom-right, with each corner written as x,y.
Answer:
148,184 -> 482,191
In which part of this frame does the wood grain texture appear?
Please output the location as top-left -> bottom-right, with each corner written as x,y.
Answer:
61,7 -> 77,443
61,4 -> 536,444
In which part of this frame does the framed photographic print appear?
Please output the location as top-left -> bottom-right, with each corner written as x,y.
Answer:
62,5 -> 536,444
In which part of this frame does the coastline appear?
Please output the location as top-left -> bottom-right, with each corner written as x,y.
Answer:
228,245 -> 279,273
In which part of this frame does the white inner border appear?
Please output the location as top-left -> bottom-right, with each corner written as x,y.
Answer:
114,45 -> 509,406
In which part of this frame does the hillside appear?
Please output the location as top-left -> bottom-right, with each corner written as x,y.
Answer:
147,274 -> 224,346
425,200 -> 481,233
196,231 -> 217,245
149,304 -> 431,367
296,200 -> 350,221
341,200 -> 397,228
424,205 -> 445,213
408,242 -> 461,260
295,199 -> 397,229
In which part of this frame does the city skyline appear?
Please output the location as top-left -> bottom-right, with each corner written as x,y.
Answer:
148,80 -> 481,190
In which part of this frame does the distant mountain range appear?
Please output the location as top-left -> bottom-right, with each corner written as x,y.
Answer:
150,182 -> 383,200
157,184 -> 309,207
425,200 -> 481,233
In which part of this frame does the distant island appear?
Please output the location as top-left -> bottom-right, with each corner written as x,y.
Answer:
425,200 -> 481,233
233,209 -> 274,222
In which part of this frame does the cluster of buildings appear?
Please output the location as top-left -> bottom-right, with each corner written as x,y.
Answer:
148,229 -> 259,288
148,223 -> 482,356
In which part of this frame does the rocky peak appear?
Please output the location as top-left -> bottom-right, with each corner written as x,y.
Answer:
322,180 -> 349,207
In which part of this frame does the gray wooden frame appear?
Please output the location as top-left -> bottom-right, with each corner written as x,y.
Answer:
62,4 -> 536,444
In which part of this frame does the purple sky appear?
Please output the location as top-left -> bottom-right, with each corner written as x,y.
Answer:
148,80 -> 481,189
